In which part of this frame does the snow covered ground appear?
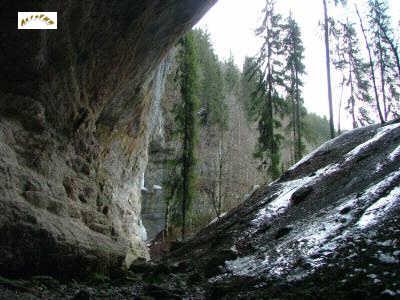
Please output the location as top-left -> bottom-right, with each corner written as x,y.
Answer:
219,122 -> 400,287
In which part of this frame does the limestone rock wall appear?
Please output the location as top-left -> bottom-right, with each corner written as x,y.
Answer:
141,48 -> 177,240
0,0 -> 216,277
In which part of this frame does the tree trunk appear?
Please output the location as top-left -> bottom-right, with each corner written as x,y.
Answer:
295,69 -> 302,161
323,0 -> 335,139
338,76 -> 345,135
181,132 -> 188,241
267,69 -> 278,179
356,6 -> 385,124
164,186 -> 173,241
217,129 -> 224,217
291,68 -> 297,163
348,52 -> 357,129
377,37 -> 388,121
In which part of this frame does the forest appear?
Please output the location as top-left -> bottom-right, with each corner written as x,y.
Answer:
150,0 -> 400,241
147,28 -> 331,241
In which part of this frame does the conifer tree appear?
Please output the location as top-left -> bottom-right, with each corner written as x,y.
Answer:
370,0 -> 400,79
251,0 -> 285,180
283,15 -> 306,162
368,0 -> 400,120
224,53 -> 241,94
368,0 -> 390,120
193,29 -> 227,128
356,5 -> 385,124
180,32 -> 199,240
241,57 -> 263,121
168,32 -> 199,240
333,20 -> 372,128
192,29 -> 228,218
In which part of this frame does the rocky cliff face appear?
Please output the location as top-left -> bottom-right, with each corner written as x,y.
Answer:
0,0 -> 216,277
141,50 -> 176,240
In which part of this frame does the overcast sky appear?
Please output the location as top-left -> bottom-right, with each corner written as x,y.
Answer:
195,0 -> 400,128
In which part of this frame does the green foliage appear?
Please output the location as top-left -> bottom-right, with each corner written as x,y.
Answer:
88,272 -> 110,284
192,29 -> 228,129
282,15 -> 306,162
245,0 -> 286,179
303,113 -> 331,146
163,29 -> 245,238
142,273 -> 163,285
242,57 -> 265,123
166,32 -> 200,240
223,53 -> 241,95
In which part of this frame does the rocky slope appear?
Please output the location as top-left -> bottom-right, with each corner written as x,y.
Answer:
0,0 -> 216,277
163,119 -> 400,298
1,120 -> 399,299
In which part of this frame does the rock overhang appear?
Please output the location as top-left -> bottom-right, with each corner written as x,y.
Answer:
0,0 -> 217,277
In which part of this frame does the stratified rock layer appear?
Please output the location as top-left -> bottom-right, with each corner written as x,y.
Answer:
0,0 -> 216,277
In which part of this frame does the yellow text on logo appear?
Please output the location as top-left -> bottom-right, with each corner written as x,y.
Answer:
20,14 -> 55,27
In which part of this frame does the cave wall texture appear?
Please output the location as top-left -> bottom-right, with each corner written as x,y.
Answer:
0,0 -> 216,277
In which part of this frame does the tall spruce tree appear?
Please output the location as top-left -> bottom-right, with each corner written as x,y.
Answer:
369,0 -> 389,120
193,29 -> 227,128
172,32 -> 200,240
369,0 -> 400,79
356,5 -> 385,124
368,0 -> 400,120
333,20 -> 372,128
224,52 -> 241,94
242,57 -> 263,121
252,0 -> 285,180
283,15 -> 306,162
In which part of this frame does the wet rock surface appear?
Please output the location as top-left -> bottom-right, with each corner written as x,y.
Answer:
164,120 -> 400,298
1,121 -> 399,298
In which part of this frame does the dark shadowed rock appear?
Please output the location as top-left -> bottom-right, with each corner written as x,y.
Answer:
290,185 -> 313,205
73,290 -> 91,300
339,206 -> 352,215
274,226 -> 293,239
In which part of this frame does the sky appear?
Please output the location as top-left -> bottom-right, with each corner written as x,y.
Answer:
195,0 -> 400,128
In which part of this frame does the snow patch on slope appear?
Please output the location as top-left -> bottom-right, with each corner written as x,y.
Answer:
344,123 -> 400,163
226,170 -> 400,280
288,127 -> 367,171
253,163 -> 340,226
388,144 -> 400,161
358,186 -> 400,228
222,123 -> 400,282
